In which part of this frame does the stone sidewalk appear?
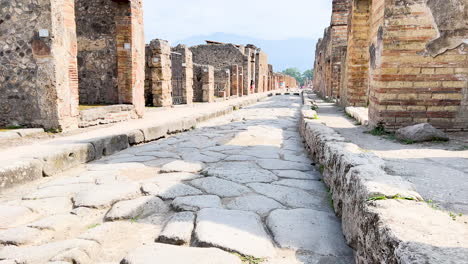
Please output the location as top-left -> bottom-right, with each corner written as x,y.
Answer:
0,95 -> 353,263
310,94 -> 468,215
0,92 -> 278,190
300,91 -> 468,263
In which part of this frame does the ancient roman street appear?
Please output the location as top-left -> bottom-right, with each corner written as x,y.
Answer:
1,0 -> 467,263
0,95 -> 354,263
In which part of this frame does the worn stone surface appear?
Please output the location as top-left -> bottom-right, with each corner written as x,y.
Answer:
160,160 -> 204,173
203,162 -> 278,183
195,208 -> 276,258
105,196 -> 169,221
73,182 -> 141,209
247,183 -> 329,211
121,243 -> 242,264
226,194 -> 285,215
171,195 -> 222,212
190,177 -> 251,197
267,209 -> 352,256
141,181 -> 202,200
157,212 -> 195,245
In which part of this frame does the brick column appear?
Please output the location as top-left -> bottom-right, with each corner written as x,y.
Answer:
231,65 -> 239,97
115,0 -> 145,117
146,39 -> 172,107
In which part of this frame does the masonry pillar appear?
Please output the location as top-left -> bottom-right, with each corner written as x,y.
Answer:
146,39 -> 172,107
0,0 -> 79,130
231,65 -> 239,97
115,0 -> 145,117
171,45 -> 194,105
202,65 -> 215,103
239,66 -> 244,96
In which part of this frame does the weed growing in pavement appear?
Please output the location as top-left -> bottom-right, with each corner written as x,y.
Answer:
367,194 -> 416,202
87,223 -> 101,229
233,253 -> 265,264
319,165 -> 325,174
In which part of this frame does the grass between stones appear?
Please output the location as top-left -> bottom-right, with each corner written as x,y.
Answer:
87,223 -> 101,229
366,194 -> 416,202
0,125 -> 23,131
232,253 -> 266,264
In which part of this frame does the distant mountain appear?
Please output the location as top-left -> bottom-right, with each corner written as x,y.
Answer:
173,33 -> 316,73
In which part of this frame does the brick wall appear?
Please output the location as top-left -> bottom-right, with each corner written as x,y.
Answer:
368,0 -> 468,131
171,45 -> 194,105
314,0 -> 467,131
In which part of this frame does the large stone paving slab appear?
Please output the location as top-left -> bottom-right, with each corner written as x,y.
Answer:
203,162 -> 278,183
157,211 -> 195,245
73,182 -> 141,209
267,209 -> 352,257
247,183 -> 329,210
189,177 -> 251,197
172,195 -> 222,211
225,193 -> 285,215
195,208 -> 276,258
105,196 -> 169,221
257,159 -> 313,171
141,181 -> 203,200
121,243 -> 241,264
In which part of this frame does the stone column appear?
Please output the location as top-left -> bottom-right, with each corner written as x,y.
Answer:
202,65 -> 215,103
239,66 -> 244,96
146,39 -> 172,107
231,65 -> 239,97
171,45 -> 194,105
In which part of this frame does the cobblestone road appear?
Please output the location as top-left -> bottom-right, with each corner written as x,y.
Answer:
0,96 -> 353,264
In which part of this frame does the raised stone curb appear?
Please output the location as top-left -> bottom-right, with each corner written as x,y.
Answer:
0,93 -> 273,191
345,107 -> 369,126
300,92 -> 468,264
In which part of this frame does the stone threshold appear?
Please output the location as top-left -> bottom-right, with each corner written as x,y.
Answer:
299,91 -> 468,264
0,91 -> 283,191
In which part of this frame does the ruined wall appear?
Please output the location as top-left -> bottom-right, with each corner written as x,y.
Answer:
342,0 -> 371,106
75,1 -> 119,105
0,0 -> 79,130
313,28 -> 332,97
76,0 -> 145,116
190,44 -> 245,71
230,65 -> 240,97
193,64 -> 214,103
214,69 -> 231,98
330,0 -> 352,98
145,39 -> 172,107
171,45 -> 194,105
243,46 -> 257,95
368,0 -> 468,131
255,50 -> 269,93
313,0 -> 351,99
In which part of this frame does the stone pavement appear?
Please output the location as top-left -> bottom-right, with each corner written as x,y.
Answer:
0,93 -> 271,190
309,94 -> 468,215
0,95 -> 354,264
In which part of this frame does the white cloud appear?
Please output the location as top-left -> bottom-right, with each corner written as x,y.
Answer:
143,0 -> 332,43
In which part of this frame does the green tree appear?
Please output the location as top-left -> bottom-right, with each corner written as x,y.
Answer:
302,69 -> 314,82
282,68 -> 303,86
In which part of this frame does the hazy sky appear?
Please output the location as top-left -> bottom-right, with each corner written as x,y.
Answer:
143,0 -> 332,44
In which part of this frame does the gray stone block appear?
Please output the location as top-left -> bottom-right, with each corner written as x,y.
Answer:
89,134 -> 129,159
0,159 -> 43,190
